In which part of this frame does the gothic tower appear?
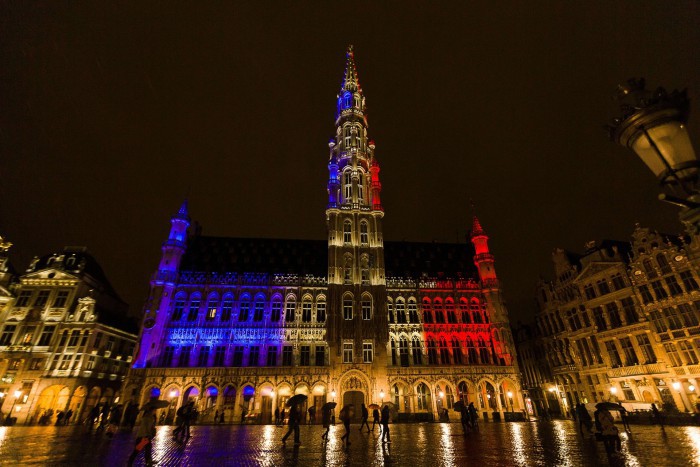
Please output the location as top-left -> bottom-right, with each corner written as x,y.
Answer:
134,200 -> 190,367
326,46 -> 388,399
471,214 -> 517,365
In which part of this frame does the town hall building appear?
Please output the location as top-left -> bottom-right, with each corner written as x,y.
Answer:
125,47 -> 523,423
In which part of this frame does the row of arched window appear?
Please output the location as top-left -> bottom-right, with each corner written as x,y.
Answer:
387,297 -> 489,325
388,336 -> 504,367
342,219 -> 370,244
169,293 -> 326,324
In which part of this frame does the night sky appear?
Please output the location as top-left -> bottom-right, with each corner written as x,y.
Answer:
1,2 -> 699,322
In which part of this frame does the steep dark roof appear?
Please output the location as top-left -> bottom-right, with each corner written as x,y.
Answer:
181,236 -> 480,280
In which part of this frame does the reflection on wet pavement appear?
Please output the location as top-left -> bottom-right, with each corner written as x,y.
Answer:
0,420 -> 698,466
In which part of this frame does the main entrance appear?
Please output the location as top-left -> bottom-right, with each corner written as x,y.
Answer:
342,390 -> 365,422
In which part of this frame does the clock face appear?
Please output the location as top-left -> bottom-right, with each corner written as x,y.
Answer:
144,318 -> 156,329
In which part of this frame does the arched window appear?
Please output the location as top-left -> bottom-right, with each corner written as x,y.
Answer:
408,299 -> 418,323
396,299 -> 406,323
343,220 -> 352,243
343,172 -> 352,202
466,338 -> 478,364
657,253 -> 671,274
361,296 -> 372,320
387,299 -> 395,323
302,298 -> 312,322
460,298 -> 470,323
423,299 -> 433,324
284,296 -> 296,322
316,297 -> 326,322
393,384 -> 400,406
446,299 -> 457,323
187,294 -> 201,322
360,222 -> 369,245
343,296 -> 353,320
206,294 -> 218,321
471,299 -> 482,324
399,337 -> 409,366
253,294 -> 265,322
434,299 -> 445,323
221,295 -> 234,321
416,383 -> 431,410
427,338 -> 438,364
343,92 -> 352,109
452,337 -> 463,364
358,171 -> 364,202
270,297 -> 282,322
172,293 -> 186,321
238,295 -> 251,321
412,337 -> 423,365
390,338 -> 397,365
439,337 -> 450,365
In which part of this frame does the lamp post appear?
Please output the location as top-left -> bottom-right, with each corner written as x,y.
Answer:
379,390 -> 384,404
608,79 -> 699,233
609,386 -> 618,402
5,390 -> 22,425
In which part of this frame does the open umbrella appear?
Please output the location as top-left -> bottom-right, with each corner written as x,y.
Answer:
367,404 -> 380,411
322,402 -> 337,411
286,394 -> 308,407
143,399 -> 170,410
453,400 -> 466,412
596,402 -> 623,411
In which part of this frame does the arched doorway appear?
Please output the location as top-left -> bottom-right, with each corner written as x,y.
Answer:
69,386 -> 87,421
642,390 -> 653,403
34,385 -> 68,424
343,391 -> 364,422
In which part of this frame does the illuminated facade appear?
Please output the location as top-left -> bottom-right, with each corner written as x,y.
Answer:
126,47 -> 522,423
0,243 -> 137,424
524,225 -> 700,415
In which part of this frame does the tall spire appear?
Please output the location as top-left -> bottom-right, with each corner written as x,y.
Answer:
175,199 -> 190,222
341,44 -> 361,93
472,215 -> 485,237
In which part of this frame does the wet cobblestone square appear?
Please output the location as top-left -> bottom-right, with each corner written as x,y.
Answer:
0,420 -> 698,466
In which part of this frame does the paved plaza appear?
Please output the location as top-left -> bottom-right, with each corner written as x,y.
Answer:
0,420 -> 698,466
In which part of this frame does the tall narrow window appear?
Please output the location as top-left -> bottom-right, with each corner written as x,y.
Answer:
282,346 -> 293,366
636,334 -> 656,364
302,301 -> 312,322
253,300 -> 265,322
239,299 -> 250,321
248,346 -> 260,366
187,296 -> 201,321
198,346 -> 210,366
344,172 -> 352,202
343,297 -> 353,320
408,300 -> 418,323
657,253 -> 672,274
316,301 -> 326,322
271,300 -> 282,322
360,222 -> 368,245
221,296 -> 233,321
267,346 -> 278,366
172,294 -> 186,321
399,338 -> 409,366
396,300 -> 406,323
300,346 -> 310,366
206,296 -> 218,321
343,342 -> 353,363
315,346 -> 326,366
363,342 -> 373,363
53,291 -> 69,308
343,221 -> 352,243
412,337 -> 422,365
0,325 -> 17,346
178,346 -> 192,367
285,300 -> 296,322
232,346 -> 244,366
362,299 -> 372,320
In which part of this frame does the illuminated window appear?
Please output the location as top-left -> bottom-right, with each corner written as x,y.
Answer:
360,222 -> 368,245
206,296 -> 218,321
416,383 -> 431,410
358,172 -> 364,202
344,172 -> 352,201
343,221 -> 352,243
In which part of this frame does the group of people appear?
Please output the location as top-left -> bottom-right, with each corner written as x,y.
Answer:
458,402 -> 479,433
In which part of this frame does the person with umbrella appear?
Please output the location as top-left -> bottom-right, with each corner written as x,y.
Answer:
282,394 -> 306,445
595,403 -> 621,456
127,399 -> 167,466
321,401 -> 336,440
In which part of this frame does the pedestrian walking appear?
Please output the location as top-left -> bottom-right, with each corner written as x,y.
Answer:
380,405 -> 391,443
219,411 -> 225,424
214,410 -> 219,424
359,404 -> 370,433
86,405 -> 100,431
372,407 -> 381,433
468,402 -> 479,430
125,402 -> 139,429
321,406 -> 332,440
282,405 -> 301,445
460,405 -> 470,434
340,405 -> 353,445
56,411 -> 65,426
173,401 -> 194,442
651,403 -> 664,426
576,404 -> 593,435
274,407 -> 280,426
241,407 -> 247,424
619,407 -> 631,432
597,407 -> 621,456
308,406 -> 316,425
127,404 -> 157,466
64,409 -> 73,425
280,408 -> 286,426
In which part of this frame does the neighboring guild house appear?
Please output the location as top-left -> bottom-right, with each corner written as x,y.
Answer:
0,241 -> 137,425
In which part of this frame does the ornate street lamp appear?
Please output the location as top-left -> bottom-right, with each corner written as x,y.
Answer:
608,78 -> 700,232
507,391 -> 514,412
